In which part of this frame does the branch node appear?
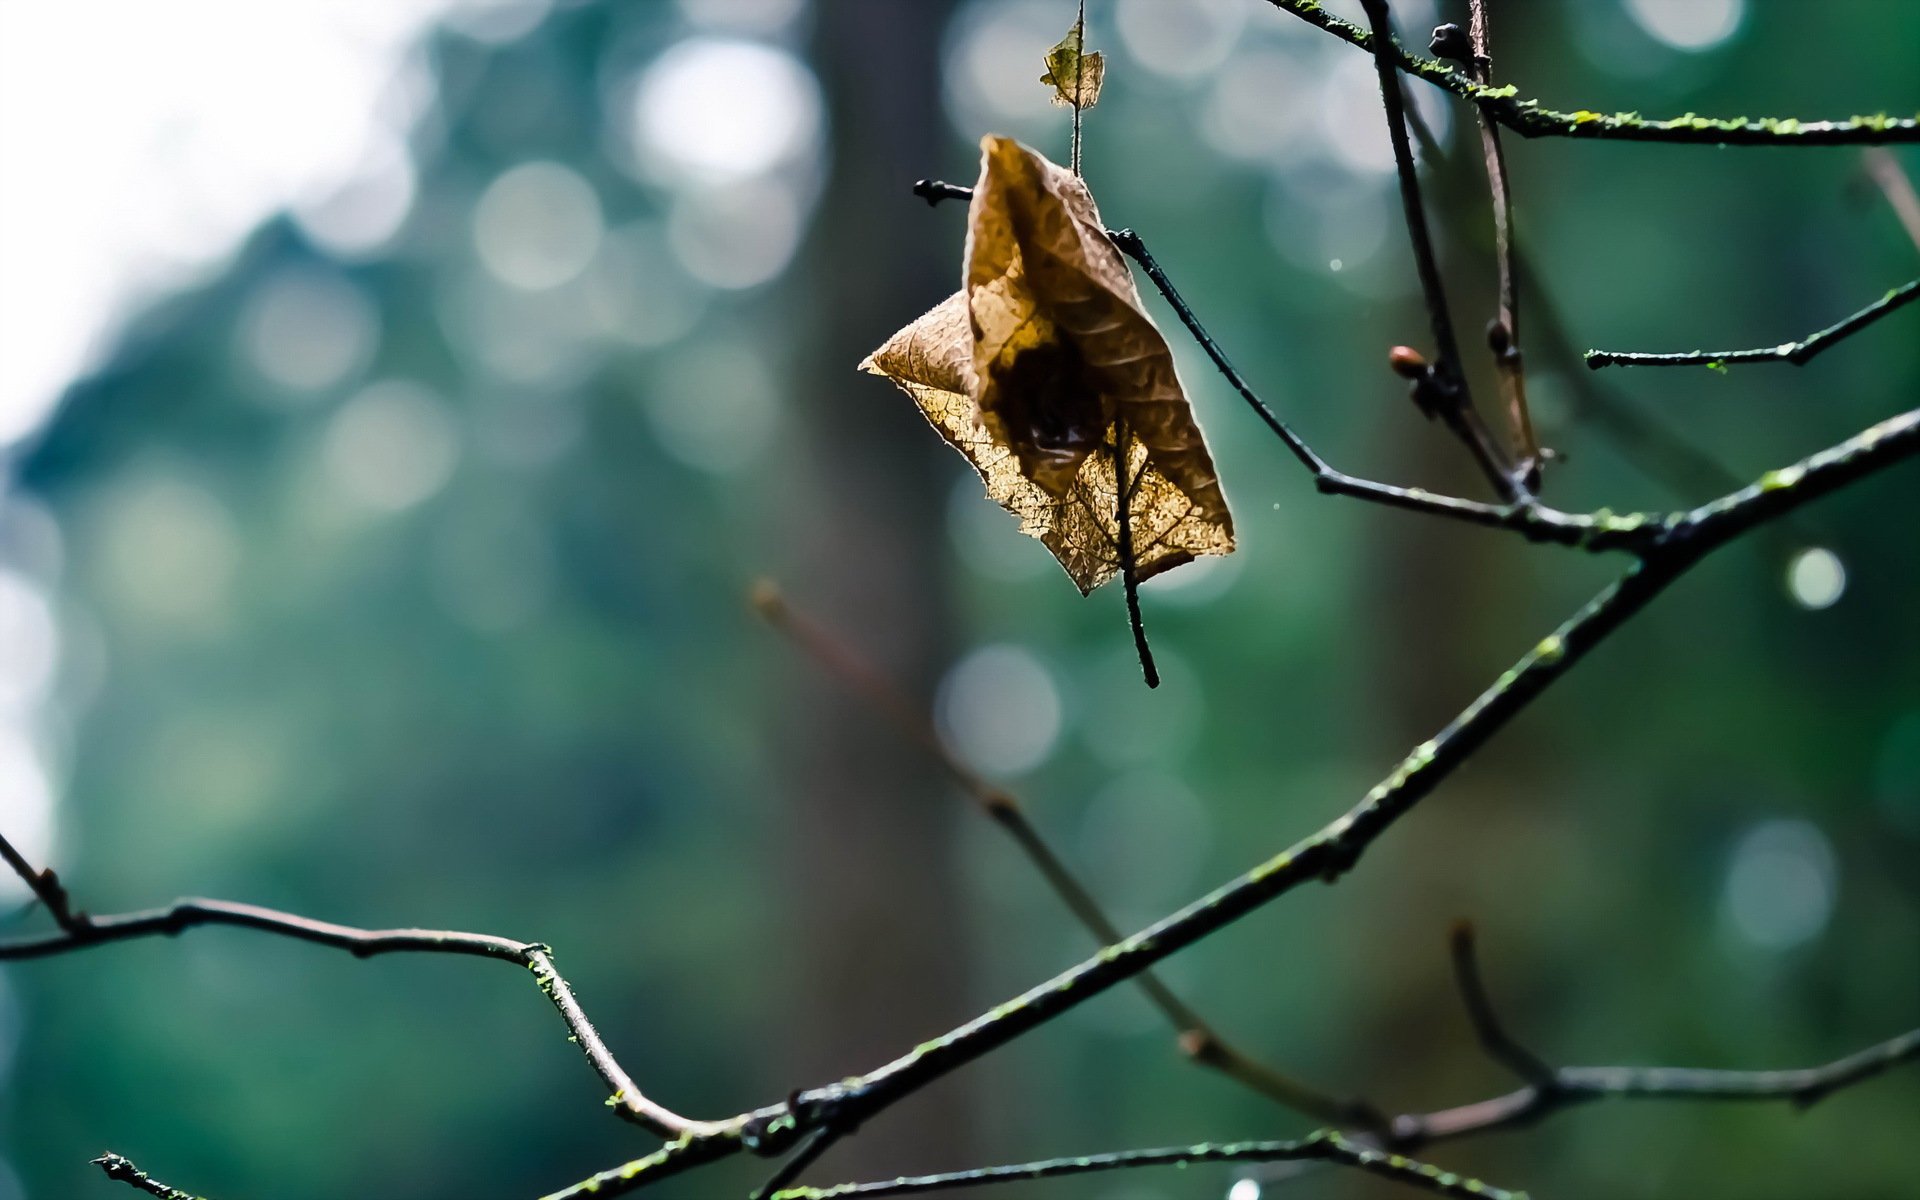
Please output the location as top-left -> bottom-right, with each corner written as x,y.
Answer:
1429,22 -> 1472,65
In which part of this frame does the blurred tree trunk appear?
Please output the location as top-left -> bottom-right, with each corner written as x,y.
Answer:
773,0 -> 973,1179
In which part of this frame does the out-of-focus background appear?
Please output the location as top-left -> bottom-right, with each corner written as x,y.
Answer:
1,0 -> 1916,1196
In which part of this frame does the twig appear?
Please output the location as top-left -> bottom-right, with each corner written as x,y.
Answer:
1111,417 -> 1159,687
1586,279 -> 1920,369
1864,149 -> 1920,251
752,1127 -> 845,1200
0,891 -> 717,1142
1447,921 -> 1553,1085
0,829 -> 84,931
1262,1 -> 1920,146
93,1154 -> 208,1200
770,1130 -> 1524,1200
1436,9 -> 1541,482
1361,0 -> 1519,501
1069,0 -> 1087,174
1390,956 -> 1920,1152
1368,923 -> 1920,1148
748,580 -> 1381,1127
1393,1026 -> 1920,1149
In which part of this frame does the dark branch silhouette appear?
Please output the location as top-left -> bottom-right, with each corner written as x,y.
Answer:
93,1154 -> 206,1200
1587,279 -> 1920,369
769,1130 -> 1522,1200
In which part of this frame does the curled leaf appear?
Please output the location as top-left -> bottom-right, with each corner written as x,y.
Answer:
862,136 -> 1234,595
1040,25 -> 1104,110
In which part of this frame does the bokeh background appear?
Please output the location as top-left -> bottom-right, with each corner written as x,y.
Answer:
1,0 -> 1916,1197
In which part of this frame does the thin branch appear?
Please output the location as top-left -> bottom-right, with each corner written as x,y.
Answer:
1373,924 -> 1920,1147
770,1131 -> 1524,1200
0,892 -> 718,1142
537,1133 -> 735,1200
93,1154 -> 209,1200
1391,1026 -> 1920,1149
1360,0 -> 1519,501
1263,1 -> 1920,146
1437,9 -> 1541,481
1465,4 -> 1515,343
1864,149 -> 1920,251
752,1128 -> 845,1200
0,829 -> 84,931
1112,417 -> 1160,688
748,580 -> 1382,1128
1447,921 -> 1553,1085
1586,279 -> 1920,369
1068,0 -> 1086,174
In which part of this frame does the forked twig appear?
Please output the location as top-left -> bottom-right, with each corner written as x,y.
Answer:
1380,925 -> 1920,1148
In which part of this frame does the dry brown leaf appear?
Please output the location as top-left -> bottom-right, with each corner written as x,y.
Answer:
1040,25 -> 1103,110
861,135 -> 1234,595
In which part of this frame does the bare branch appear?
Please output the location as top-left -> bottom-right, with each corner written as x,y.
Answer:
770,1130 -> 1525,1200
1447,921 -> 1552,1085
1391,1025 -> 1920,1149
0,829 -> 84,932
753,1128 -> 846,1200
1435,7 -> 1541,482
1587,279 -> 1920,369
0,893 -> 718,1141
1864,149 -> 1920,251
1263,1 -> 1920,146
93,1154 -> 208,1200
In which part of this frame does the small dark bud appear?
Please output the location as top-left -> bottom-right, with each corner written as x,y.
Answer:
1388,345 -> 1429,379
1485,319 -> 1511,355
1430,23 -> 1472,64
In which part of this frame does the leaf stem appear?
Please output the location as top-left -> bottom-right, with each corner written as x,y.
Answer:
1069,0 -> 1086,173
1112,417 -> 1159,687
